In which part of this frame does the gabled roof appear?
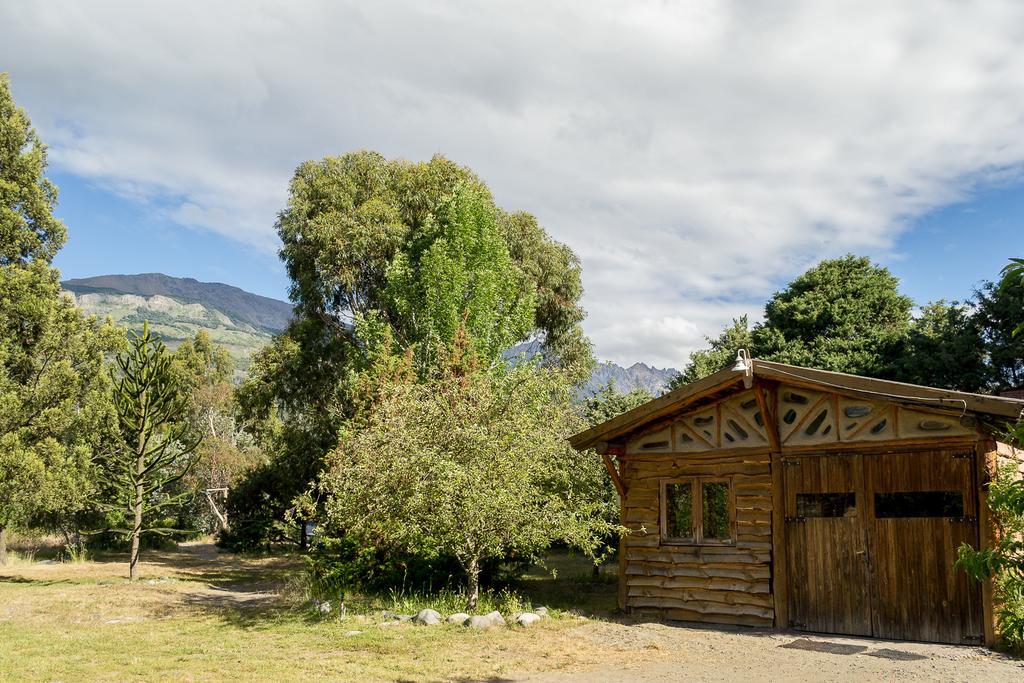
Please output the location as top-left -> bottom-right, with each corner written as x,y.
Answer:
569,359 -> 1024,451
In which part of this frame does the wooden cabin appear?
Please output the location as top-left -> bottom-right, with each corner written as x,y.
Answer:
570,357 -> 1024,645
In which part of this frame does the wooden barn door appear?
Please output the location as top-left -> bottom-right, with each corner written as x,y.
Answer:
865,449 -> 983,644
784,454 -> 873,636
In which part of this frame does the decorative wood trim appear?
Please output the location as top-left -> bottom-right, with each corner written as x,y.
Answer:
572,359 -> 1024,451
754,361 -> 1024,419
846,407 -> 891,441
831,393 -> 841,441
781,394 -> 831,444
716,403 -> 723,448
677,419 -> 716,449
754,381 -> 781,452
570,371 -> 743,449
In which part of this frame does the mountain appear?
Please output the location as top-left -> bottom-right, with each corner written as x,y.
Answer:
507,341 -> 678,398
62,273 -> 294,371
63,273 -> 677,392
62,273 -> 293,333
584,361 -> 678,397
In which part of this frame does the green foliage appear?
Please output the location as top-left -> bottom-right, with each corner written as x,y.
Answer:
581,381 -> 653,426
579,381 -> 652,556
1005,257 -> 1024,338
167,331 -> 263,534
0,73 -> 66,264
232,151 -> 594,548
0,73 -> 123,562
99,324 -> 200,579
670,316 -> 752,390
318,359 -> 617,609
975,271 -> 1024,391
895,300 -> 988,391
957,464 -> 1024,651
674,256 -> 997,393
752,255 -> 912,376
383,182 -> 535,369
956,256 -> 1024,652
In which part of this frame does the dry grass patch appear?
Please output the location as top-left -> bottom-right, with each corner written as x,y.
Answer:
0,543 -> 659,682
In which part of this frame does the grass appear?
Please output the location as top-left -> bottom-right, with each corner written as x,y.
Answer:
0,542 -> 631,682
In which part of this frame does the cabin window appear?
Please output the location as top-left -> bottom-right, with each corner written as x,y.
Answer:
796,492 -> 856,518
874,491 -> 964,518
661,477 -> 734,545
664,482 -> 694,541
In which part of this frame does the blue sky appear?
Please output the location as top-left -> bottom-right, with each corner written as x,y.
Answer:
52,171 -> 290,300
53,167 -> 1023,334
8,1 -> 1024,367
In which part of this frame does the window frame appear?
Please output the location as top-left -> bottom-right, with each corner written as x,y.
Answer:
660,476 -> 736,546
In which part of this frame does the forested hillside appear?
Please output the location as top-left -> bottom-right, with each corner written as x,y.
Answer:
66,274 -> 677,390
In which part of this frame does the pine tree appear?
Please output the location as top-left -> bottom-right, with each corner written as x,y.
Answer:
102,324 -> 199,580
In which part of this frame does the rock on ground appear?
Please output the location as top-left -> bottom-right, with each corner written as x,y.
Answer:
466,611 -> 507,629
516,612 -> 542,627
413,608 -> 442,626
447,613 -> 470,624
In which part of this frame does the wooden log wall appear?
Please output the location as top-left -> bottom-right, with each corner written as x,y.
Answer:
620,449 -> 774,627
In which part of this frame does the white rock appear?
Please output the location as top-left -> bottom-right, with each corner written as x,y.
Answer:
447,612 -> 470,624
465,611 -> 506,629
413,608 -> 442,626
534,606 -> 549,618
318,601 -> 332,615
516,612 -> 542,627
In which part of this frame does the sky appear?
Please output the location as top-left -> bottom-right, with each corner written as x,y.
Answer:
2,1 -> 1023,369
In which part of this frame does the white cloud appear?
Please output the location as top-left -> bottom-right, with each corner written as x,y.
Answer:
3,0 -> 1024,368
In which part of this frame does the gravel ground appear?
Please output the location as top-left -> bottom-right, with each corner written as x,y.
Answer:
521,621 -> 1024,682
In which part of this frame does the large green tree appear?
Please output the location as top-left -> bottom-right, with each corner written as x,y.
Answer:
320,357 -> 614,610
675,256 -> 915,386
975,274 -> 1024,391
231,151 -> 593,548
894,300 -> 988,392
0,73 -> 121,563
752,255 -> 913,376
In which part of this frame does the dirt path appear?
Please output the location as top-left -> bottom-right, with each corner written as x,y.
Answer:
522,621 -> 1024,682
172,541 -> 284,607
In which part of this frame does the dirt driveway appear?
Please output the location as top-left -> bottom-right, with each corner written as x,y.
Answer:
522,620 -> 1024,682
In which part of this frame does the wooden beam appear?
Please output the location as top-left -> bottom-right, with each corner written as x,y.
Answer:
769,450 -> 788,630
977,438 -> 998,647
754,381 -> 781,453
602,452 -> 626,499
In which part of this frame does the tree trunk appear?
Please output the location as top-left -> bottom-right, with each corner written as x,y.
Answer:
465,557 -> 480,612
0,525 -> 8,566
129,480 -> 143,581
130,428 -> 145,581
